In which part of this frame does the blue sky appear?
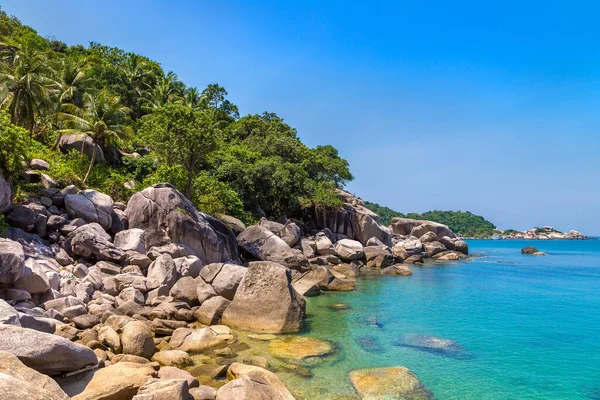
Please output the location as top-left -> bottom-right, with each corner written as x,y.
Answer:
3,0 -> 600,233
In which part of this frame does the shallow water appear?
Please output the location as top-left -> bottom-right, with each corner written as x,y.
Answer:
281,239 -> 600,399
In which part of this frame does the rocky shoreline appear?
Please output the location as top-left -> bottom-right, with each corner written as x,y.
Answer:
0,175 -> 468,399
498,226 -> 589,240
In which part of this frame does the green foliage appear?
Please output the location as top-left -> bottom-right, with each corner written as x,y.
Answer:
139,104 -> 218,198
364,201 -> 497,238
0,109 -> 30,179
363,201 -> 406,226
502,229 -> 521,235
120,154 -> 157,182
0,8 -> 354,222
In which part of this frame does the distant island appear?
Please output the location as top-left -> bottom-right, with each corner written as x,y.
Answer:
364,201 -> 497,238
364,201 -> 590,240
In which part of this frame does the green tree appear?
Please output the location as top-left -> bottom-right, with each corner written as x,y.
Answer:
0,35 -> 57,134
58,88 -> 132,183
142,71 -> 182,113
139,104 -> 218,198
201,83 -> 239,124
0,109 -> 30,179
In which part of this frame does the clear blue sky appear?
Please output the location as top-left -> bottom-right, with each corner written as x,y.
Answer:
4,0 -> 600,233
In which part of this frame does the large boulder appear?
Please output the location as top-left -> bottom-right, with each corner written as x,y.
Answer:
392,217 -> 455,240
0,173 -> 11,214
0,325 -> 97,375
222,363 -> 294,400
133,378 -> 192,400
0,372 -> 68,400
310,189 -> 392,246
0,300 -> 21,325
0,238 -> 25,284
221,261 -> 306,333
348,366 -> 434,399
147,254 -> 180,288
210,263 -> 247,300
0,350 -> 69,400
114,228 -> 146,254
237,225 -> 308,270
121,321 -> 156,359
334,239 -> 364,261
65,190 -> 114,231
195,296 -> 230,325
12,258 -> 51,294
72,362 -> 156,400
168,326 -> 234,353
69,223 -> 126,263
59,134 -> 105,163
126,184 -> 239,265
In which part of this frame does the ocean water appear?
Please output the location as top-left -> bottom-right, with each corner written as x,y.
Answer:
279,240 -> 600,399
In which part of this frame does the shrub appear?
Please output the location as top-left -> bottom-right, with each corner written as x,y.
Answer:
0,110 -> 30,179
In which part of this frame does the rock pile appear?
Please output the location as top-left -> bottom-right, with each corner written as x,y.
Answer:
0,178 -> 457,399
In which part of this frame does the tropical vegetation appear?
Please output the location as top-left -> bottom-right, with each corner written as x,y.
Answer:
0,8 -> 353,224
364,201 -> 497,238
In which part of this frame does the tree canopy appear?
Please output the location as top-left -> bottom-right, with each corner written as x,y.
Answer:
0,7 -> 353,224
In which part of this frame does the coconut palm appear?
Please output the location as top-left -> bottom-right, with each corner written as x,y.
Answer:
141,71 -> 182,113
123,53 -> 151,99
183,86 -> 204,111
58,88 -> 132,183
56,53 -> 92,106
0,38 -> 57,134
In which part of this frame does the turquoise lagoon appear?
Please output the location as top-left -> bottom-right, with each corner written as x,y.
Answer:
281,240 -> 600,399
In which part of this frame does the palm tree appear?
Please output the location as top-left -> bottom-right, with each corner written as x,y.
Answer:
142,71 -> 182,113
51,54 -> 93,149
183,87 -> 203,111
58,88 -> 132,183
57,53 -> 92,106
123,53 -> 151,99
0,38 -> 57,134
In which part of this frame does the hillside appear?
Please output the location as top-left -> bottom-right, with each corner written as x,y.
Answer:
0,8 -> 352,226
364,201 -> 497,238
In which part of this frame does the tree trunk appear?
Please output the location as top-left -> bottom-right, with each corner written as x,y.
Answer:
51,133 -> 62,150
185,171 -> 193,201
83,141 -> 97,184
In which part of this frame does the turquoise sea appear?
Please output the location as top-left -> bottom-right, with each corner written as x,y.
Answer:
284,239 -> 600,399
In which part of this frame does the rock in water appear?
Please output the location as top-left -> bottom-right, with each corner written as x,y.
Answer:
126,183 -> 239,264
221,261 -> 306,333
395,334 -> 470,359
355,336 -> 384,353
268,336 -> 334,362
0,325 -> 97,375
220,362 -> 295,400
521,246 -> 539,254
349,366 -> 434,399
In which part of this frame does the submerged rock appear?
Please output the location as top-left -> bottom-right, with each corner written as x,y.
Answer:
395,334 -> 470,359
355,336 -> 384,353
268,336 -> 334,362
349,366 -> 434,399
